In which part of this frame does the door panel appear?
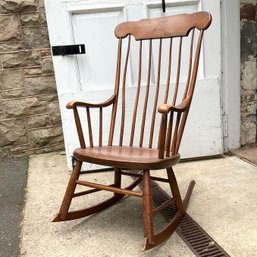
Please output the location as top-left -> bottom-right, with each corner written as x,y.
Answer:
72,8 -> 126,90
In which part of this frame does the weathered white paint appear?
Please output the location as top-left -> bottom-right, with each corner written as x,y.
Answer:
45,0 -> 227,170
221,0 -> 241,151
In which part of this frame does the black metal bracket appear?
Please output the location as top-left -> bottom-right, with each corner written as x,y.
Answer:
52,44 -> 85,56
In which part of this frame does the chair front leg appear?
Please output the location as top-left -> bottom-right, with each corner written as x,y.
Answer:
142,170 -> 154,249
53,160 -> 82,221
113,167 -> 122,198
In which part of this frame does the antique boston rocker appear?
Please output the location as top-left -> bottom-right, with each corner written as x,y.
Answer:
53,12 -> 212,250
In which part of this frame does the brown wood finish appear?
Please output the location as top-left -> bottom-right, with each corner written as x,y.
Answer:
86,107 -> 93,147
99,107 -> 103,146
139,39 -> 152,147
130,40 -> 142,147
149,38 -> 162,149
164,38 -> 173,104
108,38 -> 122,146
119,35 -> 131,146
76,179 -> 143,197
143,170 -> 154,245
73,146 -> 180,170
115,12 -> 211,40
53,12 -> 212,251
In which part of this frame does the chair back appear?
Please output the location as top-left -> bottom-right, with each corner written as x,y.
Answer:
107,12 -> 212,157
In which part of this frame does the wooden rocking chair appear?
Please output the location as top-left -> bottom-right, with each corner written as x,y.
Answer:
53,12 -> 212,250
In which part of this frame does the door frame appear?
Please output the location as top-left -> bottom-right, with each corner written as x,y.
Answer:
221,0 -> 241,151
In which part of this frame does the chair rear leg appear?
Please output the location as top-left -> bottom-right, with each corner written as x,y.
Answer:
142,170 -> 154,249
53,160 -> 82,222
166,167 -> 185,214
113,168 -> 122,199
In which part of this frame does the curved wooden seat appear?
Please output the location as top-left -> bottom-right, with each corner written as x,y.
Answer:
53,12 -> 212,251
74,146 -> 180,170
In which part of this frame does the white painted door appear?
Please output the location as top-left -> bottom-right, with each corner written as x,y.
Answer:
45,0 -> 223,170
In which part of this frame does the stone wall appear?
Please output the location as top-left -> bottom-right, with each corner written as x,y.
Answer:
240,0 -> 257,145
0,0 -> 64,157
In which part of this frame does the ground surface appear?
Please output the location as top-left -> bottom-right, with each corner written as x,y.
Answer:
0,156 -> 28,257
20,152 -> 257,257
0,146 -> 256,257
232,144 -> 257,165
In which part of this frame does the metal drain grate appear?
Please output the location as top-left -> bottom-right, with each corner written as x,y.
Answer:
177,214 -> 230,257
129,170 -> 230,257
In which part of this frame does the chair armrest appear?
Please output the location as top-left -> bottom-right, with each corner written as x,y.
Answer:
66,94 -> 116,109
157,96 -> 191,158
158,96 -> 191,114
